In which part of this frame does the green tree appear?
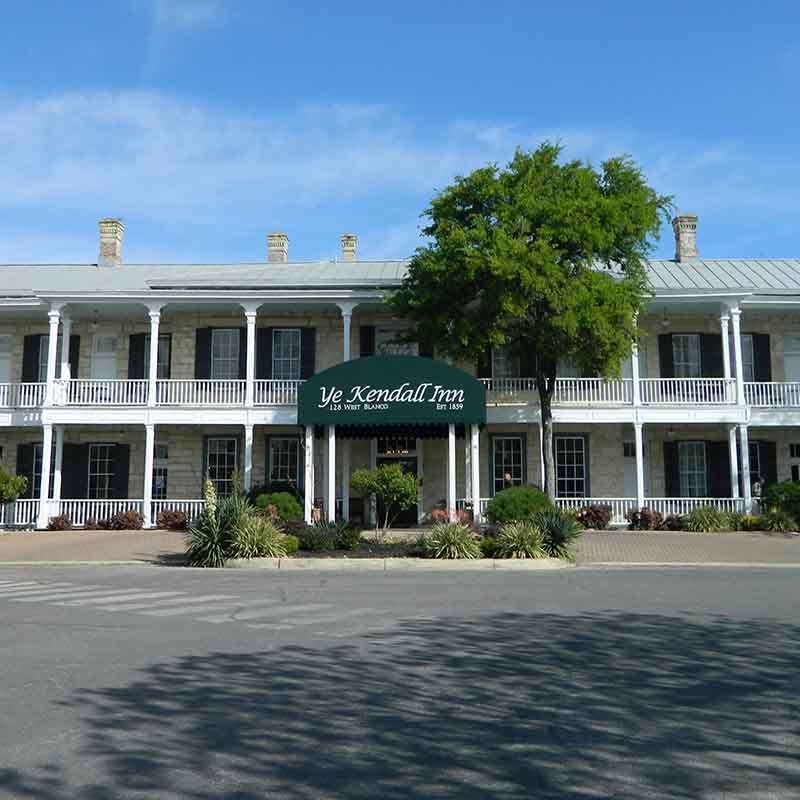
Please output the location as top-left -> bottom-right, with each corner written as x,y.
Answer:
350,463 -> 419,531
391,143 -> 671,498
0,466 -> 27,504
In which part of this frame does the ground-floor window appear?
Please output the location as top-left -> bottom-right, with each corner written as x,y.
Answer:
153,443 -> 168,499
206,437 -> 238,496
678,441 -> 707,497
790,443 -> 800,482
88,443 -> 115,499
492,436 -> 524,495
268,437 -> 301,485
748,441 -> 762,483
555,435 -> 587,498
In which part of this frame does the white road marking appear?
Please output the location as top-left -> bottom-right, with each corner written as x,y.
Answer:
197,602 -> 332,624
56,591 -> 184,607
139,602 -> 246,617
12,587 -> 114,602
0,582 -> 63,594
246,608 -> 366,630
0,584 -> 79,597
98,594 -> 238,612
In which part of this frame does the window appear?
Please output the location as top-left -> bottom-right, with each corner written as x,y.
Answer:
623,441 -> 647,458
144,335 -> 171,379
557,358 -> 581,378
378,436 -> 415,456
0,335 -> 11,383
91,335 -> 118,380
678,441 -> 707,497
206,437 -> 238,496
38,335 -> 65,381
153,443 -> 168,500
210,329 -> 240,379
491,346 -> 520,378
790,443 -> 800,460
672,334 -> 701,378
29,444 -> 56,498
492,436 -> 524,495
271,329 -> 301,379
741,334 -> 755,382
375,328 -> 418,356
268,437 -> 301,485
555,436 -> 587,498
88,444 -> 115,499
748,441 -> 761,482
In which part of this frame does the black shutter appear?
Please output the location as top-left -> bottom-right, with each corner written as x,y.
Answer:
700,334 -> 724,378
238,327 -> 247,379
520,346 -> 537,378
759,441 -> 777,488
21,335 -> 41,382
61,444 -> 89,499
195,328 -> 211,379
359,325 -> 375,357
300,329 -> 316,378
752,334 -> 772,381
663,441 -> 680,497
127,333 -> 146,379
110,444 -> 130,499
477,349 -> 492,379
69,335 -> 80,377
256,328 -> 273,379
706,440 -> 731,498
15,444 -> 34,498
658,335 -> 674,379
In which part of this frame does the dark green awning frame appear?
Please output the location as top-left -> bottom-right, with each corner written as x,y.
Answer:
298,356 -> 487,427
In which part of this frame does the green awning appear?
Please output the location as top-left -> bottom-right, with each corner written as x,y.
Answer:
298,356 -> 487,427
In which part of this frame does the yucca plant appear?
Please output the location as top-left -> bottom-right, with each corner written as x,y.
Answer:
421,522 -> 481,559
228,516 -> 288,559
531,509 -> 583,558
682,505 -> 728,533
186,506 -> 227,568
761,510 -> 797,532
495,520 -> 547,559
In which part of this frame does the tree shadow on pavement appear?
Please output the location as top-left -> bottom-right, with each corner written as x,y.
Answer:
2,611 -> 800,799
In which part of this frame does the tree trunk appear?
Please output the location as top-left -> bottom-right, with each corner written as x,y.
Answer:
537,361 -> 557,501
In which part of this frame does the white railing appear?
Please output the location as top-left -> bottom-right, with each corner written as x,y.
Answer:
151,499 -> 205,525
0,382 -> 46,408
555,497 -> 637,525
53,499 -> 144,527
480,378 -> 537,404
0,499 -> 40,527
65,379 -> 149,406
456,498 -> 491,515
640,378 -> 736,405
554,378 -> 633,405
644,497 -> 746,517
156,379 -> 246,406
254,379 -> 303,405
745,381 -> 800,407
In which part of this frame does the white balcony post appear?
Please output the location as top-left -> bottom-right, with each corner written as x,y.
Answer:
59,314 -> 72,382
304,426 -> 314,524
36,424 -> 54,528
243,306 -> 258,408
720,313 -> 731,379
143,423 -> 155,528
728,424 -> 740,500
327,425 -> 336,522
52,425 -> 64,509
341,436 -> 350,522
631,341 -> 641,406
470,424 -> 481,523
739,424 -> 752,512
44,308 -> 61,406
147,308 -> 161,408
447,423 -> 456,521
634,422 -> 645,510
243,424 -> 254,492
730,306 -> 745,405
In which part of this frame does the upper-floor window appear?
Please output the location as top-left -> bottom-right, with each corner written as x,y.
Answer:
672,334 -> 701,378
741,334 -> 755,382
211,329 -> 240,380
272,329 -> 301,380
492,346 -> 520,378
0,335 -> 11,383
144,335 -> 171,379
38,335 -> 65,381
375,328 -> 418,356
91,335 -> 118,380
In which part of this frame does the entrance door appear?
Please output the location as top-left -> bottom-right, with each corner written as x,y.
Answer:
375,435 -> 419,526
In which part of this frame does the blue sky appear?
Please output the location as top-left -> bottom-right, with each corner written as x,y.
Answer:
1,0 -> 798,263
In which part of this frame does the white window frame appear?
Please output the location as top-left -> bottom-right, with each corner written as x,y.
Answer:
210,329 -> 240,380
741,334 -> 755,383
678,441 -> 707,498
555,435 -> 588,498
672,334 -> 701,378
153,443 -> 168,500
271,329 -> 302,380
90,334 -> 118,380
88,443 -> 115,500
206,437 -> 239,497
748,441 -> 761,484
144,335 -> 171,380
491,346 -> 520,379
492,436 -> 524,495
268,437 -> 302,485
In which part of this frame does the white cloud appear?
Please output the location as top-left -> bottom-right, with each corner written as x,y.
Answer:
135,0 -> 229,31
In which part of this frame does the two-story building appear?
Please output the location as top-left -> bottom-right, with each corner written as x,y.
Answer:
1,215 -> 798,529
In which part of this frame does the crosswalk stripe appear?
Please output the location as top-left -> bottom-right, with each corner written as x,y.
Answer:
0,583 -> 77,597
197,602 -> 332,624
56,591 -> 184,607
139,602 -> 245,618
246,609 -> 366,630
0,581 -> 40,588
0,582 -> 53,593
98,594 -> 238,612
11,586 -> 112,602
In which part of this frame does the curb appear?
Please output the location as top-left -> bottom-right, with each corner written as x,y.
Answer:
0,560 -> 164,567
577,561 -> 800,568
227,557 -> 572,570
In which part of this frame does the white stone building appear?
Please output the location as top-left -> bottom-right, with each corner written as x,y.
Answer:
1,215 -> 798,529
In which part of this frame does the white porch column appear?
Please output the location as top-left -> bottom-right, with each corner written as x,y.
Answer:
59,315 -> 72,382
147,307 -> 161,407
739,424 -> 752,512
464,434 -> 472,501
730,306 -> 745,405
634,422 -> 645,510
44,308 -> 61,406
304,426 -> 315,524
143,423 -> 155,528
341,436 -> 350,522
52,425 -> 64,508
337,303 -> 355,362
327,425 -> 336,522
447,423 -> 456,521
36,424 -> 54,528
243,424 -> 254,492
631,341 -> 641,406
728,425 -> 740,500
470,424 -> 481,523
243,307 -> 257,407
720,312 -> 732,380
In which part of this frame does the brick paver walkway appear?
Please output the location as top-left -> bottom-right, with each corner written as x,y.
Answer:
576,530 -> 800,564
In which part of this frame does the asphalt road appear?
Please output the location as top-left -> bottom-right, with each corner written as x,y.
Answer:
0,564 -> 798,799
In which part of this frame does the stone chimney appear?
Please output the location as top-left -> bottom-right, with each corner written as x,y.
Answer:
267,232 -> 289,263
98,218 -> 124,266
340,233 -> 358,262
672,214 -> 698,262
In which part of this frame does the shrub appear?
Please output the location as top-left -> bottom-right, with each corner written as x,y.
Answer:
739,514 -> 763,532
531,510 -> 582,559
420,522 -> 481,559
484,486 -> 551,524
725,512 -> 745,532
761,510 -> 797,532
425,507 -> 472,526
156,509 -> 188,531
47,515 -> 72,531
351,464 -> 419,530
761,480 -> 800,521
494,520 -> 546,559
84,517 -> 111,530
626,507 -> 663,531
247,480 -> 302,503
479,535 -> 499,558
255,491 -> 303,522
228,516 -> 288,559
661,514 -> 683,531
0,466 -> 27,503
297,522 -> 338,552
682,505 -> 728,533
282,534 -> 300,555
575,504 -> 612,530
333,523 -> 362,551
110,510 -> 144,530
